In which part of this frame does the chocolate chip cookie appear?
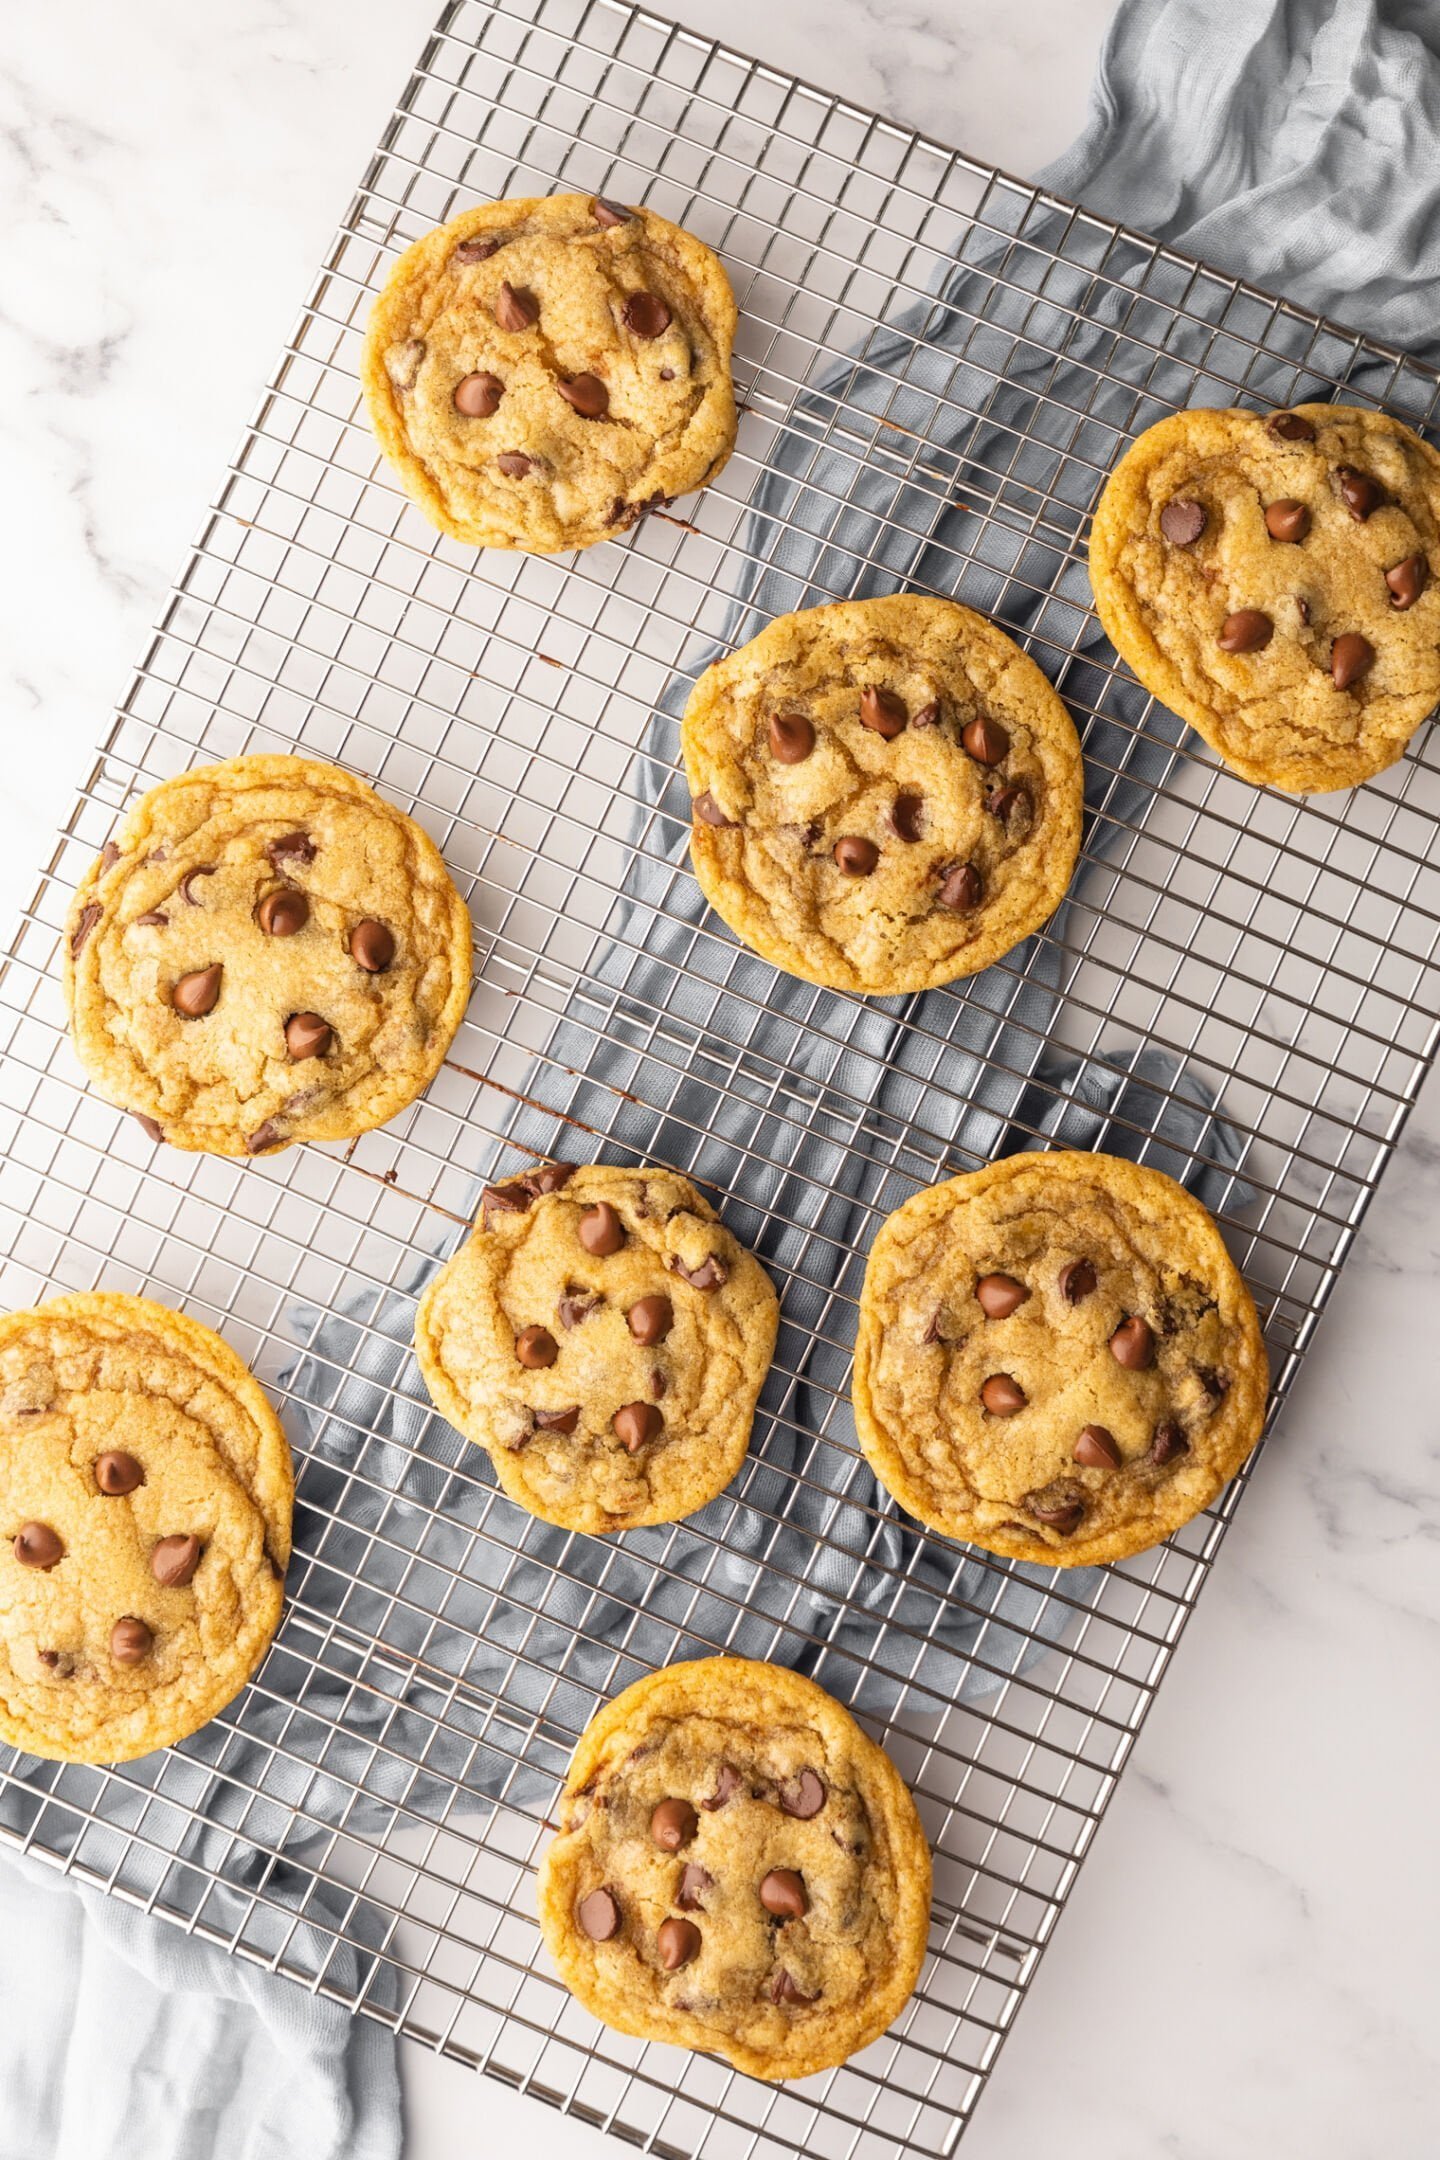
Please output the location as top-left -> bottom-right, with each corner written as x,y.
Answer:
1090,403 -> 1440,792
360,192 -> 737,553
64,755 -> 473,1156
414,1164 -> 779,1534
536,1656 -> 931,2080
853,1152 -> 1268,1567
681,596 -> 1083,995
0,1292 -> 292,1764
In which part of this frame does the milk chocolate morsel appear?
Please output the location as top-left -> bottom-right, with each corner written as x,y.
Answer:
670,1254 -> 727,1291
578,1888 -> 621,1940
533,1406 -> 581,1435
180,865 -> 215,905
454,370 -> 504,418
649,1797 -> 699,1851
1217,609 -> 1273,653
558,1289 -> 603,1328
245,1119 -> 286,1154
768,1968 -> 819,2006
859,686 -> 907,738
888,791 -> 925,842
1074,1423 -> 1122,1469
256,887 -> 309,937
1159,498 -> 1206,545
778,1769 -> 826,1819
95,1451 -> 144,1496
349,918 -> 396,972
987,784 -> 1030,825
13,1522 -> 63,1570
593,198 -> 631,228
70,904 -> 102,956
759,1868 -> 808,1919
134,1115 -> 165,1144
515,1325 -> 559,1369
1109,1315 -> 1155,1369
834,836 -> 879,876
1267,411 -> 1315,442
1334,465 -> 1385,520
267,832 -> 316,869
1264,499 -> 1310,543
496,452 -> 533,478
938,862 -> 982,911
980,1373 -> 1026,1416
976,1272 -> 1029,1319
623,292 -> 672,339
1058,1258 -> 1096,1303
389,338 -> 425,390
171,965 -> 222,1018
693,791 -> 737,828
494,281 -> 539,332
558,373 -> 609,418
1331,632 -> 1375,690
911,700 -> 940,728
961,715 -> 1009,764
700,1763 -> 741,1810
1385,553 -> 1428,609
1149,1418 -> 1190,1465
613,1401 -> 662,1452
453,235 -> 502,262
1026,1491 -> 1085,1532
657,1917 -> 701,1970
677,1863 -> 712,1909
627,1295 -> 673,1345
768,711 -> 815,763
284,1011 -> 332,1060
151,1534 -> 202,1587
111,1616 -> 153,1665
579,1203 -> 625,1256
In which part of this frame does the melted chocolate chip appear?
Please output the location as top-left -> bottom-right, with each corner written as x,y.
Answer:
693,791 -> 737,828
558,1289 -> 604,1328
911,700 -> 940,728
987,784 -> 1030,826
496,451 -> 533,479
579,1203 -> 625,1257
700,1763 -> 741,1810
1159,498 -> 1206,545
677,1862 -> 712,1910
938,861 -> 982,911
454,370 -> 504,417
284,1011 -> 332,1060
558,372 -> 609,418
111,1616 -> 153,1665
768,1968 -> 819,2006
133,911 -> 168,928
1334,465 -> 1385,520
592,198 -> 631,228
245,1119 -> 286,1154
1025,1490 -> 1085,1533
1073,1423 -> 1122,1469
669,1254 -> 727,1292
1149,1418 -> 1189,1465
494,281 -> 539,333
533,1405 -> 580,1435
834,835 -> 879,876
961,715 -> 1009,765
1058,1258 -> 1096,1304
976,1272 -> 1029,1319
1385,553 -> 1428,609
778,1769 -> 826,1819
151,1533 -> 202,1587
888,791 -> 925,843
267,832 -> 316,869
1267,411 -> 1316,443
453,234 -> 503,262
179,865 -> 215,905
657,1916 -> 701,1970
1109,1315 -> 1155,1369
759,1868 -> 808,1919
349,918 -> 396,972
133,1114 -> 165,1144
623,292 -> 672,339
578,1888 -> 620,1941
70,904 -> 102,956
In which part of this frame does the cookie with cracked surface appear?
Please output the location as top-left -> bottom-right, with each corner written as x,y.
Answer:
1089,403 -> 1440,792
414,1163 -> 778,1534
360,192 -> 737,553
681,596 -> 1083,994
853,1152 -> 1268,1567
536,1657 -> 931,2080
64,755 -> 472,1156
0,1292 -> 292,1764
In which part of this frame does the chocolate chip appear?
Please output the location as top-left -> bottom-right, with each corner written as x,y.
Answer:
1331,632 -> 1375,690
1159,498 -> 1206,545
70,904 -> 102,956
344,918 -> 395,975
623,292 -> 672,339
578,1888 -> 620,1940
579,1203 -> 625,1256
980,1373 -> 1026,1416
1264,498 -> 1310,543
677,1863 -> 712,1909
1196,1366 -> 1228,1400
911,700 -> 940,728
453,235 -> 502,262
1026,1491 -> 1085,1532
700,1763 -> 741,1810
1149,1418 -> 1189,1465
627,1295 -> 673,1345
494,281 -> 538,332
515,1325 -> 558,1369
533,1405 -> 580,1434
180,865 -> 215,905
496,451 -> 533,478
37,1650 -> 65,1671
13,1522 -> 63,1570
111,1616 -> 153,1665
256,887 -> 309,937
976,1272 -> 1029,1319
95,1451 -> 144,1496
134,1115 -> 165,1144
151,1534 -> 202,1587
1217,609 -> 1273,653
267,832 -> 316,869
388,339 -> 425,391
1385,553 -> 1428,609
1335,465 -> 1385,520
171,965 -> 222,1018
888,791 -> 925,843
285,1011 -> 332,1060
659,368 -> 675,382
669,1254 -> 727,1292
1109,1315 -> 1155,1369
245,1119 -> 286,1154
650,1797 -> 698,1851
100,841 -> 120,870
693,791 -> 737,828
454,370 -> 504,417
649,1367 -> 666,1400
961,715 -> 1009,764
778,1768 -> 826,1819
859,686 -> 907,738
1058,1258 -> 1096,1303
134,911 -> 168,928
593,197 -> 631,228
987,784 -> 1030,826
520,1163 -> 576,1200
558,372 -> 609,418
833,836 -> 879,876
759,1868 -> 808,1920
938,861 -> 982,911
558,1289 -> 603,1328
613,1401 -> 661,1452
768,711 -> 815,763
481,1181 -> 532,1223
1074,1423 -> 1122,1469
768,1969 -> 818,2006
657,1916 -> 701,1971
1267,411 -> 1316,442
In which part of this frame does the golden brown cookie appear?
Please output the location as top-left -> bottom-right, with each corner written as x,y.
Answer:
1089,403 -> 1440,792
64,755 -> 472,1156
0,1293 -> 292,1764
682,596 -> 1083,994
536,1657 -> 931,2080
853,1152 -> 1268,1567
360,192 -> 737,553
415,1163 -> 778,1534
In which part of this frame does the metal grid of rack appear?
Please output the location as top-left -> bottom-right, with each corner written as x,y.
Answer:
2,0 -> 1439,2151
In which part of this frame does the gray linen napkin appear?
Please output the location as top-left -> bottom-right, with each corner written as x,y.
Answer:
7,2 -> 1440,2147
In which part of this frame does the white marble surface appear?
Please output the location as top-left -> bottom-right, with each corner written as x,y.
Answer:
3,3 -> 1439,2157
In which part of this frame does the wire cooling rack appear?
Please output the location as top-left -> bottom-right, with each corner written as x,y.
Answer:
3,0 -> 1440,2152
